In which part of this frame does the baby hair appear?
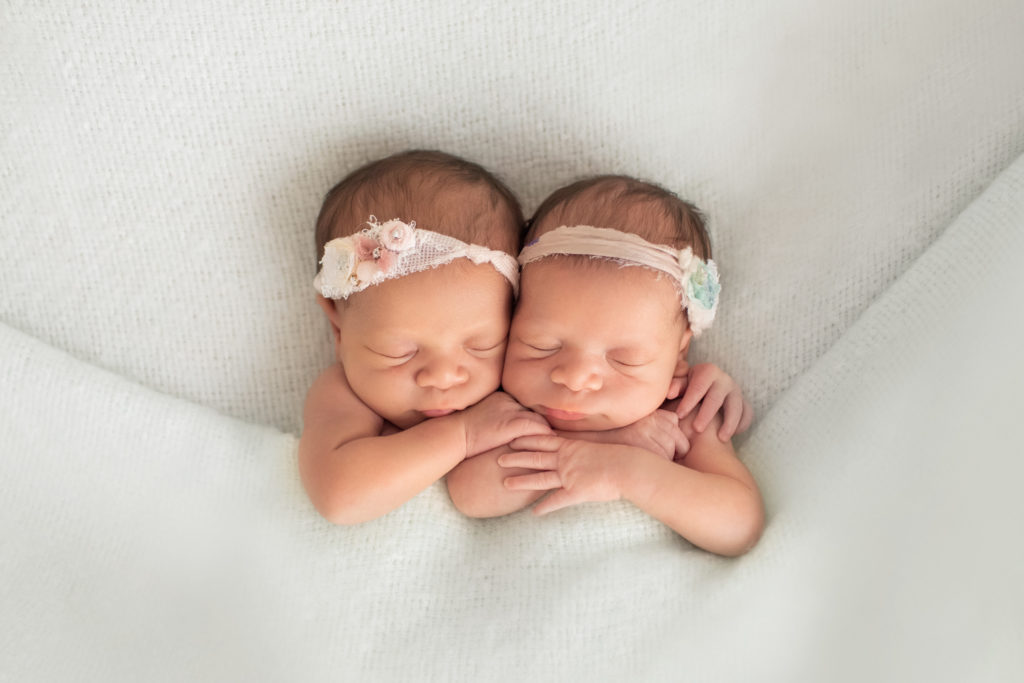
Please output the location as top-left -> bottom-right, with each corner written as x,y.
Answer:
315,150 -> 523,267
526,175 -> 711,260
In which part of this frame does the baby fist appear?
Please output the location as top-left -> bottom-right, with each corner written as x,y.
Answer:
460,392 -> 552,458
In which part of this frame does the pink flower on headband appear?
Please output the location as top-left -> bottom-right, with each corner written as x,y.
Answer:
379,219 -> 417,252
354,234 -> 378,260
353,232 -> 396,283
314,215 -> 520,300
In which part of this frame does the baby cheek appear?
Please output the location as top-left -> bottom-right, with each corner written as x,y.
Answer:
500,356 -> 537,404
634,375 -> 676,416
471,353 -> 506,395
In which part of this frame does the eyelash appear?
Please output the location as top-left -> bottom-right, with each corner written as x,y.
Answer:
522,343 -> 646,368
377,351 -> 415,362
468,341 -> 504,354
526,343 -> 559,353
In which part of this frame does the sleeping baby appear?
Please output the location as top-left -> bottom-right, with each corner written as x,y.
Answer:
447,176 -> 763,556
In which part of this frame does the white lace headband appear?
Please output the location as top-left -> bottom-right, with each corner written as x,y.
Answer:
518,225 -> 720,336
314,216 -> 520,299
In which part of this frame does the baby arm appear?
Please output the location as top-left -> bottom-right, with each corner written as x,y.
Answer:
445,442 -> 548,518
446,409 -> 684,518
501,412 -> 763,556
298,364 -> 548,525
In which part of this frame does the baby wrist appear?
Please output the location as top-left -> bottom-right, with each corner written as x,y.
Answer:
613,448 -> 661,506
447,412 -> 471,459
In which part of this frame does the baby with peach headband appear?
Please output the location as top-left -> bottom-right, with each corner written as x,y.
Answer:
447,176 -> 762,556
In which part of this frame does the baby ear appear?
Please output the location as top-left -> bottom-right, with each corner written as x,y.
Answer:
665,328 -> 694,400
316,295 -> 343,345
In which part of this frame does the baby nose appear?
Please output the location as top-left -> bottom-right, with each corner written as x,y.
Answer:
415,354 -> 469,390
550,354 -> 603,392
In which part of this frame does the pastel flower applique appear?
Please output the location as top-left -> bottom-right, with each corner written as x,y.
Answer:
316,217 -> 420,298
317,239 -> 358,299
314,215 -> 520,300
378,218 -> 417,252
352,231 -> 395,284
678,247 -> 720,334
687,258 -> 720,310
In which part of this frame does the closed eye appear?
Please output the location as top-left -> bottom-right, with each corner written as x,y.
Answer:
467,341 -> 505,353
609,357 -> 649,368
368,347 -> 416,361
513,336 -> 560,356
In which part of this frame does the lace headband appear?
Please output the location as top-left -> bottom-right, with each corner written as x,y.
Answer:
314,216 -> 520,299
518,225 -> 720,335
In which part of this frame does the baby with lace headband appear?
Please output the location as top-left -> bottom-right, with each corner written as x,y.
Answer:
299,150 -> 553,524
446,176 -> 763,556
300,152 -> 752,527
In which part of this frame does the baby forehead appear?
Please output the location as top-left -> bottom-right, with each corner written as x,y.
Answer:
516,259 -> 683,321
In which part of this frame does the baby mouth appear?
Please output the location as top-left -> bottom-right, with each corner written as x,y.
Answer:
539,406 -> 588,421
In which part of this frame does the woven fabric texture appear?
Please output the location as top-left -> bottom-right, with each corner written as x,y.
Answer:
2,2 -> 1023,681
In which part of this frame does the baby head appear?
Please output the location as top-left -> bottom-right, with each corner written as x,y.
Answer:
502,175 -> 719,432
314,150 -> 523,429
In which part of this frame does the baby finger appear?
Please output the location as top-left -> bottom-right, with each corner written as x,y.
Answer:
717,392 -> 743,441
693,383 -> 728,433
498,450 -> 558,470
673,428 -> 691,458
676,369 -> 714,417
503,470 -> 562,491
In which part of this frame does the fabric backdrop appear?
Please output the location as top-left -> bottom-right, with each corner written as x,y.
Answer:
4,0 -> 1022,434
2,2 -> 1023,681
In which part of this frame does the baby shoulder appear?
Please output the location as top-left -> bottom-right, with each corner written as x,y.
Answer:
304,363 -> 361,419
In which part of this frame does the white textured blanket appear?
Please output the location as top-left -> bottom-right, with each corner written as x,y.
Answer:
3,2 -> 1024,681
3,153 -> 1023,681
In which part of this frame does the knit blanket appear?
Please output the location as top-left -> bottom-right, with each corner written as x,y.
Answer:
3,2 -> 1023,681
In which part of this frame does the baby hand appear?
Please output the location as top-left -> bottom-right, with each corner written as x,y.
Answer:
498,435 -> 625,515
673,363 -> 753,441
597,409 -> 688,460
459,392 -> 552,458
